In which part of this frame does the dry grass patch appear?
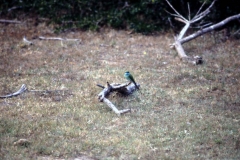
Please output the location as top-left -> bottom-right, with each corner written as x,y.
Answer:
0,19 -> 240,159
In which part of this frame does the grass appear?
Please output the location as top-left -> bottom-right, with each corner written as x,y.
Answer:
0,19 -> 240,160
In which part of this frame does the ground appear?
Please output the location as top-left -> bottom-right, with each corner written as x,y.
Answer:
0,18 -> 240,160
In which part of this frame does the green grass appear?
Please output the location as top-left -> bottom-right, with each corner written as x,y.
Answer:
0,20 -> 240,159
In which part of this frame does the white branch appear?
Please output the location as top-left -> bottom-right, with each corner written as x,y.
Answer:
165,10 -> 186,21
166,0 -> 216,65
174,38 -> 187,59
188,3 -> 191,20
165,0 -> 187,22
39,36 -> 81,41
166,0 -> 239,65
193,1 -> 206,19
178,22 -> 190,40
0,19 -> 21,23
97,82 -> 139,115
174,17 -> 187,24
23,37 -> 33,45
192,0 -> 216,23
180,13 -> 240,44
0,84 -> 27,98
8,6 -> 23,12
103,98 -> 130,116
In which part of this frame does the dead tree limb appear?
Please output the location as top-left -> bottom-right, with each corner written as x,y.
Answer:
39,36 -> 81,41
7,6 -> 23,12
0,84 -> 70,98
166,0 -> 240,65
0,84 -> 27,98
23,37 -> 33,45
97,82 -> 140,115
102,98 -> 131,115
0,19 -> 21,23
180,14 -> 240,44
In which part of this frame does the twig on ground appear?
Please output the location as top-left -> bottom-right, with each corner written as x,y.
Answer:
0,19 -> 21,23
97,82 -> 140,115
0,84 -> 70,98
0,84 -> 27,98
23,37 -> 33,45
39,36 -> 81,42
7,6 -> 23,12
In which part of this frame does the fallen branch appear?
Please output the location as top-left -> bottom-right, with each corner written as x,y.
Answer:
39,36 -> 81,41
0,19 -> 21,23
0,84 -> 27,98
174,37 -> 203,65
7,6 -> 23,12
180,14 -> 240,44
102,98 -> 131,115
0,84 -> 70,98
166,0 -> 240,65
23,37 -> 33,45
98,82 -> 140,115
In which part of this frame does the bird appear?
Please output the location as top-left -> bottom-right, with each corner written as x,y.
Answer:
124,71 -> 139,89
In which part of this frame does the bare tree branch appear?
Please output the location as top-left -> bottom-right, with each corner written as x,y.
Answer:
178,22 -> 190,40
166,0 -> 239,65
192,0 -> 216,23
23,37 -> 33,45
97,82 -> 139,115
188,3 -> 191,20
39,36 -> 81,41
8,6 -> 23,12
0,84 -> 27,98
0,84 -> 71,98
165,0 -> 187,22
0,19 -> 21,23
180,14 -> 240,44
193,1 -> 206,19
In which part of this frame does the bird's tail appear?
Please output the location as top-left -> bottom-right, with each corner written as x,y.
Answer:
133,82 -> 139,89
